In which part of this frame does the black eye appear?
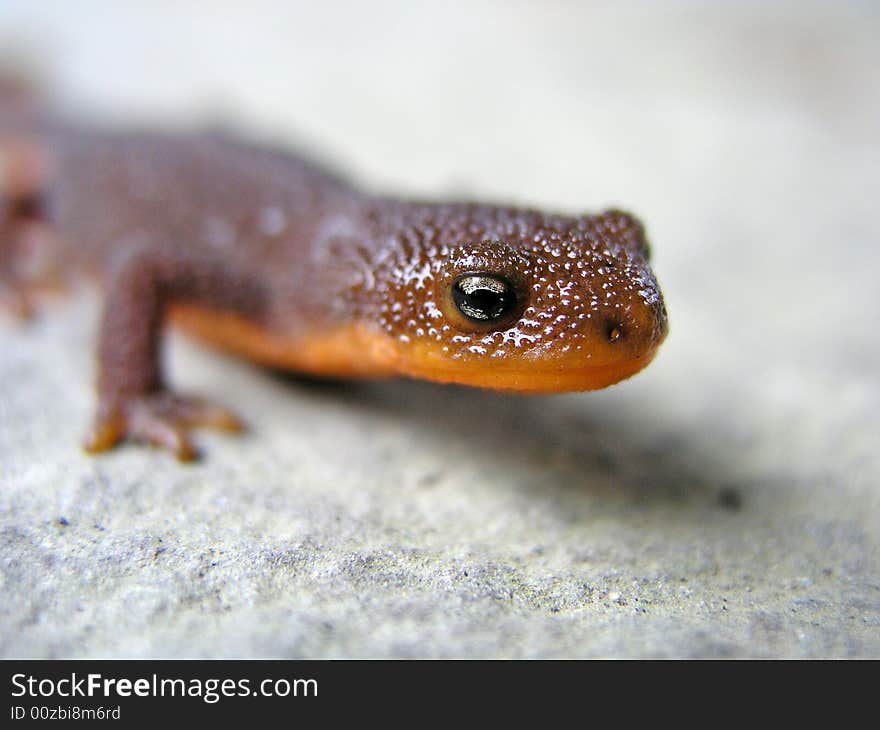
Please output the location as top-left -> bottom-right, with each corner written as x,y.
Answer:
452,274 -> 516,323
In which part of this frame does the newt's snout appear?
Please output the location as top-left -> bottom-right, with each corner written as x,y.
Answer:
556,275 -> 668,390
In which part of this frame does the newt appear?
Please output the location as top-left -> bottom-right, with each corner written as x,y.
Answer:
0,82 -> 668,460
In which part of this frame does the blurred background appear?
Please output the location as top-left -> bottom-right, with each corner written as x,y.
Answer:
0,1 -> 877,657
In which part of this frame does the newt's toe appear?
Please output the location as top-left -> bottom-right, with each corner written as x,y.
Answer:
157,394 -> 243,432
128,403 -> 198,461
82,409 -> 126,454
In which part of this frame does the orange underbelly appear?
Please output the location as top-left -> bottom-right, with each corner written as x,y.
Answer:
168,305 -> 399,378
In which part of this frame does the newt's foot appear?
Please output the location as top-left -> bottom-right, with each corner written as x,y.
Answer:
83,392 -> 244,461
0,277 -> 35,319
1,218 -> 65,321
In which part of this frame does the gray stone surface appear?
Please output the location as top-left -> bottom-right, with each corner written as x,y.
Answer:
0,1 -> 878,657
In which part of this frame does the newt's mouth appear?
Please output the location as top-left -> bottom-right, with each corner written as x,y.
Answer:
396,344 -> 664,393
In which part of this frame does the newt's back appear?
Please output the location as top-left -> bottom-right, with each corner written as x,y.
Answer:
45,127 -> 357,280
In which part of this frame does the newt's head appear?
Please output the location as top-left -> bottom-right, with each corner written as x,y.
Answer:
368,205 -> 667,392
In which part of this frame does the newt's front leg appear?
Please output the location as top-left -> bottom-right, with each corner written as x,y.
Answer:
83,246 -> 266,460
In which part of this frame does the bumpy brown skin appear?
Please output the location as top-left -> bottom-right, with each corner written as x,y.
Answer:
0,123 -> 667,460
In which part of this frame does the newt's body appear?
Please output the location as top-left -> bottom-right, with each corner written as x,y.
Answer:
1,99 -> 667,459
